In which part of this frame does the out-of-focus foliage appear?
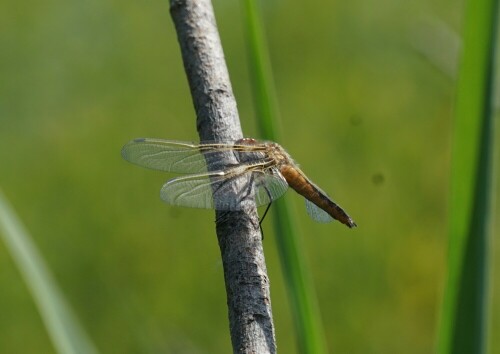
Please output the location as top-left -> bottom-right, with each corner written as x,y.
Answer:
0,0 -> 498,353
243,1 -> 326,353
0,191 -> 99,354
437,0 -> 498,352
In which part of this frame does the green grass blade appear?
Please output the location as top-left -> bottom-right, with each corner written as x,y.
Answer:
241,0 -> 281,142
0,190 -> 99,354
242,1 -> 328,353
437,0 -> 499,353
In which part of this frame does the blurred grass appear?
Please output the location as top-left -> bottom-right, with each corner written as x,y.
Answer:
0,190 -> 98,354
437,0 -> 498,352
242,0 -> 327,353
0,0 -> 498,353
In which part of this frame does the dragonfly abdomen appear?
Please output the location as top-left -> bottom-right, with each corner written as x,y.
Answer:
280,165 -> 356,228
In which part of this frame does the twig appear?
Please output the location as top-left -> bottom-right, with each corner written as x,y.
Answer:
169,0 -> 276,352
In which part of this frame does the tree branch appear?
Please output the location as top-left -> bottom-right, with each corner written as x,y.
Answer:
169,0 -> 276,352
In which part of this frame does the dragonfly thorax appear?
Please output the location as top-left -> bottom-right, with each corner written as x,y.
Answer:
264,142 -> 294,168
236,138 -> 294,168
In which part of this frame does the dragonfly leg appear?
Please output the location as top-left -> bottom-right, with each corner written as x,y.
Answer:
258,184 -> 274,240
258,202 -> 273,240
260,202 -> 272,227
241,173 -> 255,201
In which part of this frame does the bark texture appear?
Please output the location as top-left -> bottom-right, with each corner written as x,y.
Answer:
169,1 -> 276,353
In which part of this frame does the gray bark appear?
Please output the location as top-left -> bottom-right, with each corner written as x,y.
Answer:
169,1 -> 276,353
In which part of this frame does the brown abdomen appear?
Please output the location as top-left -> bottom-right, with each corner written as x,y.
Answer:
280,165 -> 356,228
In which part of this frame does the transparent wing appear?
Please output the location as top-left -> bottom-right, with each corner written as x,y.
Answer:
253,167 -> 289,207
121,138 -> 215,173
305,199 -> 334,223
160,165 -> 289,210
121,138 -> 269,174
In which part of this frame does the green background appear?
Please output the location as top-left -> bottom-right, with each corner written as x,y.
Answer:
1,0 -> 498,353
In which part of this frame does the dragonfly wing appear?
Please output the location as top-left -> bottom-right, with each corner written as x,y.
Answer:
160,166 -> 289,210
305,199 -> 334,223
253,167 -> 289,206
121,138 -> 208,173
122,138 -> 242,174
160,173 -> 219,209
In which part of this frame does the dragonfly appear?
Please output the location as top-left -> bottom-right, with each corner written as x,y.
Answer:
121,137 -> 356,228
